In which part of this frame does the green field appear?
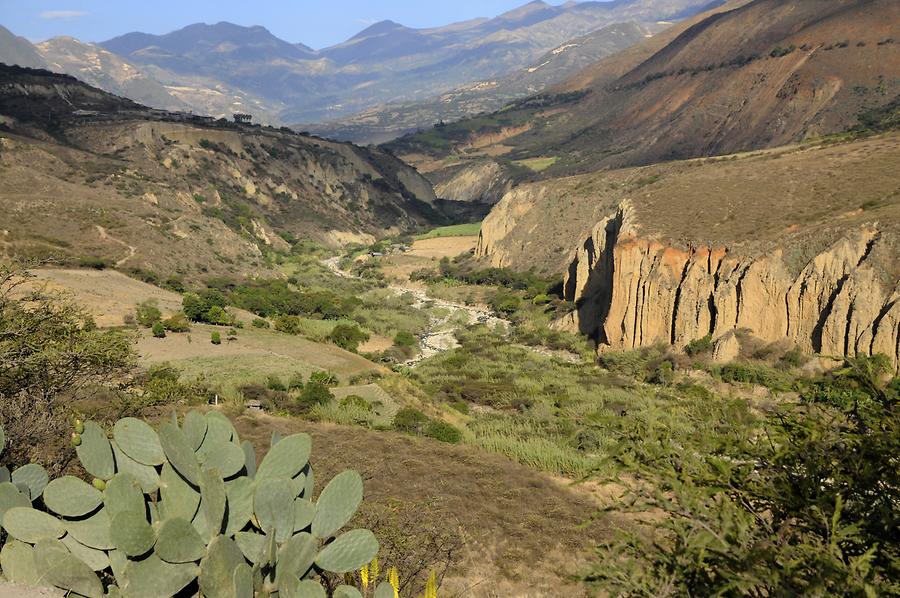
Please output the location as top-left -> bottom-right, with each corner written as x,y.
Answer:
415,222 -> 482,239
513,156 -> 558,172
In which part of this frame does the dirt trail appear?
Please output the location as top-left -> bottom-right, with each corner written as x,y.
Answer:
94,225 -> 136,267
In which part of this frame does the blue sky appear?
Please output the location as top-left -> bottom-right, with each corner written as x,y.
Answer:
0,0 -> 573,48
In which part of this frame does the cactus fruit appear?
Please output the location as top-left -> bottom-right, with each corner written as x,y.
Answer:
43,475 -> 103,517
312,470 -> 363,539
72,432 -> 82,447
0,410 -> 379,597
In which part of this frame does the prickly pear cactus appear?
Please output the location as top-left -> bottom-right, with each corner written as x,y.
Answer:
0,412 -> 379,597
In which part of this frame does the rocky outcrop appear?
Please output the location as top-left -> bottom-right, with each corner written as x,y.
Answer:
558,202 -> 900,370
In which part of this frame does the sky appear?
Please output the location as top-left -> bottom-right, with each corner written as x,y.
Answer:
0,0 -> 573,48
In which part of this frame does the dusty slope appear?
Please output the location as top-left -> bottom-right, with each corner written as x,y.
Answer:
0,65 -> 439,281
236,413 -> 612,597
391,0 -> 899,199
476,133 -> 900,368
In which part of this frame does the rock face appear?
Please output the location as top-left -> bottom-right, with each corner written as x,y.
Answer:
557,202 -> 900,370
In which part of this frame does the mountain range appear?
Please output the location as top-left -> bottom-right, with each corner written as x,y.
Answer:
0,0 -> 722,125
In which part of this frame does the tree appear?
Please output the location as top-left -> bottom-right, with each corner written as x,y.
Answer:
210,331 -> 221,345
297,382 -> 333,411
0,262 -> 135,471
328,324 -> 369,352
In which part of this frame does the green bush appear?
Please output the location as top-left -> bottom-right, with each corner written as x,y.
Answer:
162,312 -> 191,333
425,420 -> 463,444
715,361 -> 794,391
340,394 -> 371,411
394,330 -> 417,349
151,320 -> 166,338
135,300 -> 162,327
328,323 -> 370,352
252,317 -> 270,328
308,370 -> 338,387
393,407 -> 430,435
297,381 -> 334,410
684,334 -> 713,356
288,371 -> 306,390
210,331 -> 221,345
266,374 -> 286,392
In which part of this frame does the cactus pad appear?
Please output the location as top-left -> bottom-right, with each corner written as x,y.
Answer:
10,463 -> 49,501
43,476 -> 103,517
198,535 -> 245,598
34,538 -> 104,598
0,540 -> 40,585
155,517 -> 206,563
312,470 -> 363,539
233,562 -> 253,598
256,433 -> 311,481
120,553 -> 199,598
0,482 -> 31,522
197,438 -> 245,479
182,410 -> 208,450
110,510 -> 155,557
293,579 -> 327,598
61,534 -> 110,572
76,421 -> 116,481
2,506 -> 66,542
111,442 -> 160,494
158,463 -> 200,523
64,508 -> 114,550
293,498 -> 316,533
241,440 -> 257,479
158,422 -> 201,486
113,417 -> 165,466
203,411 -> 236,445
275,532 -> 317,589
254,478 -> 295,542
314,529 -> 379,573
200,467 -> 227,540
103,473 -> 146,519
336,586 -> 366,598
224,476 -> 254,536
233,530 -> 266,563
373,582 -> 395,598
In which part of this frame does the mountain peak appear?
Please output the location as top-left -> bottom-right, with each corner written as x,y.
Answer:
349,20 -> 410,41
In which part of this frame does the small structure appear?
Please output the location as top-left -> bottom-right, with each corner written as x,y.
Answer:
233,113 -> 252,124
245,399 -> 264,412
370,251 -> 384,258
72,109 -> 99,117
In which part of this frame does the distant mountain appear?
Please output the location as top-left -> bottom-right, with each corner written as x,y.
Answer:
389,0 -> 900,194
1,0 -> 723,126
0,24 -> 48,69
307,21 -> 656,144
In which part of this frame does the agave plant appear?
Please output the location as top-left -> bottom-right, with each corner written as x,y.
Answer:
0,410 -> 379,597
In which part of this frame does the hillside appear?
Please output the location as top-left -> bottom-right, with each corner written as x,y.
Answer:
475,131 -> 900,368
0,65 -> 439,281
306,21 -> 654,145
390,0 -> 899,200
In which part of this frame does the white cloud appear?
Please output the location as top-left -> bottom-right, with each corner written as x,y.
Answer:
39,10 -> 90,20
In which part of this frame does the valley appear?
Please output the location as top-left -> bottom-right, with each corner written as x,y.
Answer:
1,0 -> 899,596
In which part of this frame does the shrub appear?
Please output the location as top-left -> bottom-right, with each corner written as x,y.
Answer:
252,317 -> 270,328
206,305 -> 236,326
329,323 -> 370,352
394,330 -> 417,349
266,375 -> 286,392
288,371 -> 306,390
684,334 -> 713,356
135,300 -> 162,327
425,420 -> 463,444
162,312 -> 191,333
340,394 -> 371,411
308,370 -> 338,387
393,407 -> 430,435
78,256 -> 109,270
151,320 -> 166,338
297,381 -> 334,410
210,331 -> 221,345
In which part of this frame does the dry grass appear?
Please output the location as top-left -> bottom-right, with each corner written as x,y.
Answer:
234,413 -> 614,597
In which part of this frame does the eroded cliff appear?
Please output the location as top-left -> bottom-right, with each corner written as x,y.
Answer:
475,133 -> 900,367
